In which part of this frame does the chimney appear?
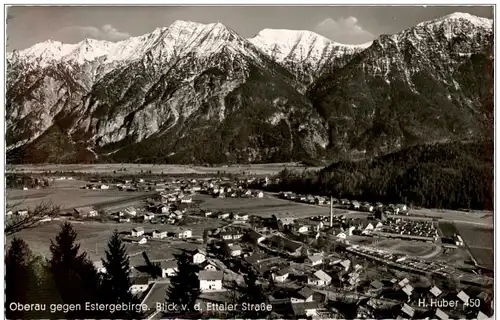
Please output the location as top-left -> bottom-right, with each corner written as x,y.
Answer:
330,196 -> 333,227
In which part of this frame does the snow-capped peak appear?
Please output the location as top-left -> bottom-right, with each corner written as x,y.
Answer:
417,12 -> 493,30
249,28 -> 371,64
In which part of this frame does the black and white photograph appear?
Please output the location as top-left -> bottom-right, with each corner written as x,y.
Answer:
3,4 -> 495,320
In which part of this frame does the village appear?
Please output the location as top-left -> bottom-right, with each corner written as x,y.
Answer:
6,174 -> 494,319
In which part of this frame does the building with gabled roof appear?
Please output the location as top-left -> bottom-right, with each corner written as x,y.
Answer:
308,270 -> 332,287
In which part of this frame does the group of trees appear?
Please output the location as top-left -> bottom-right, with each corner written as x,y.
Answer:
5,223 -> 140,319
6,221 -> 270,319
270,140 -> 493,210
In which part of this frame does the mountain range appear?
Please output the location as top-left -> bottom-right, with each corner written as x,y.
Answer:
6,12 -> 494,164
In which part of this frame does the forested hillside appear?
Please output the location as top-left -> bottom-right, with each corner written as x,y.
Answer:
271,140 -> 493,210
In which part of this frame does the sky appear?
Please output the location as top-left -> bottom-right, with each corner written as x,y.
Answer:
6,5 -> 494,50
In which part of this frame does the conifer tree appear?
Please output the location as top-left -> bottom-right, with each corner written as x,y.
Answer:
165,251 -> 201,315
237,265 -> 269,319
101,229 -> 141,318
5,238 -> 38,319
49,222 -> 102,318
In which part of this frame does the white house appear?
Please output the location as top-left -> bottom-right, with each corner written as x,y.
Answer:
296,225 -> 310,234
161,260 -> 178,277
181,197 -> 193,204
74,207 -> 98,218
23,187 -> 28,191
193,250 -> 207,264
131,227 -> 145,237
143,212 -> 155,221
93,261 -> 107,274
291,287 -> 315,304
256,191 -> 264,198
307,254 -> 323,267
204,211 -> 213,217
234,214 -> 249,221
199,271 -> 223,292
17,210 -> 28,217
129,277 -> 150,294
100,184 -> 110,190
308,270 -> 332,287
176,229 -> 192,239
152,230 -> 168,239
228,244 -> 242,257
124,207 -> 137,216
336,232 -> 347,240
273,268 -> 290,283
200,260 -> 218,271
130,236 -> 147,244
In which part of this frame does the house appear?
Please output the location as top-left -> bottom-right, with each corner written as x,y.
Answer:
152,230 -> 168,239
93,261 -> 107,274
124,207 -> 137,216
176,229 -> 192,238
180,197 -> 193,204
129,236 -> 147,244
234,213 -> 249,221
272,268 -> 290,283
193,249 -> 207,264
308,270 -> 332,287
351,201 -> 361,210
292,302 -> 320,318
370,280 -> 384,290
362,203 -> 374,212
200,260 -> 218,271
119,217 -> 131,223
143,212 -> 155,221
256,191 -> 264,198
23,187 -> 28,191
401,303 -> 415,318
132,227 -> 145,237
74,206 -> 98,218
296,225 -> 310,234
100,184 -> 110,190
199,271 -> 223,292
402,284 -> 414,296
435,308 -> 449,320
160,260 -> 178,277
398,278 -> 410,287
224,243 -> 242,257
203,211 -> 213,217
430,286 -> 442,297
340,260 -> 351,272
277,217 -> 296,231
218,213 -> 230,220
457,291 -> 470,304
129,277 -> 150,294
307,254 -> 323,267
246,229 -> 266,244
291,287 -> 315,304
221,230 -> 243,241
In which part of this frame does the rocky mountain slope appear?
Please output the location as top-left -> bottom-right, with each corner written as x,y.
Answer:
6,13 -> 493,164
308,12 -> 493,157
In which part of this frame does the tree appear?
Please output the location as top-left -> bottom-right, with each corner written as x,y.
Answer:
101,230 -> 141,318
5,238 -> 38,319
5,201 -> 60,236
49,222 -> 102,318
166,251 -> 201,315
237,265 -> 269,319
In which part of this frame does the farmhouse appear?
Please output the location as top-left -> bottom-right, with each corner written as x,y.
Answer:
128,236 -> 147,244
272,268 -> 290,283
93,261 -> 107,274
307,254 -> 324,267
124,207 -> 137,216
175,229 -> 192,239
129,277 -> 150,294
193,249 -> 207,264
234,213 -> 249,221
143,212 -> 155,221
199,271 -> 223,292
132,227 -> 145,237
160,260 -> 178,277
308,270 -> 332,287
277,217 -> 296,231
74,206 -> 98,218
291,287 -> 315,304
292,302 -> 320,318
152,230 -> 168,239
200,260 -> 218,271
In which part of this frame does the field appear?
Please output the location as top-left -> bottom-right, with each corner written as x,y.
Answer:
454,222 -> 494,269
198,193 -> 336,218
7,162 -> 323,176
8,219 -> 223,264
370,239 -> 441,258
6,179 -> 150,211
